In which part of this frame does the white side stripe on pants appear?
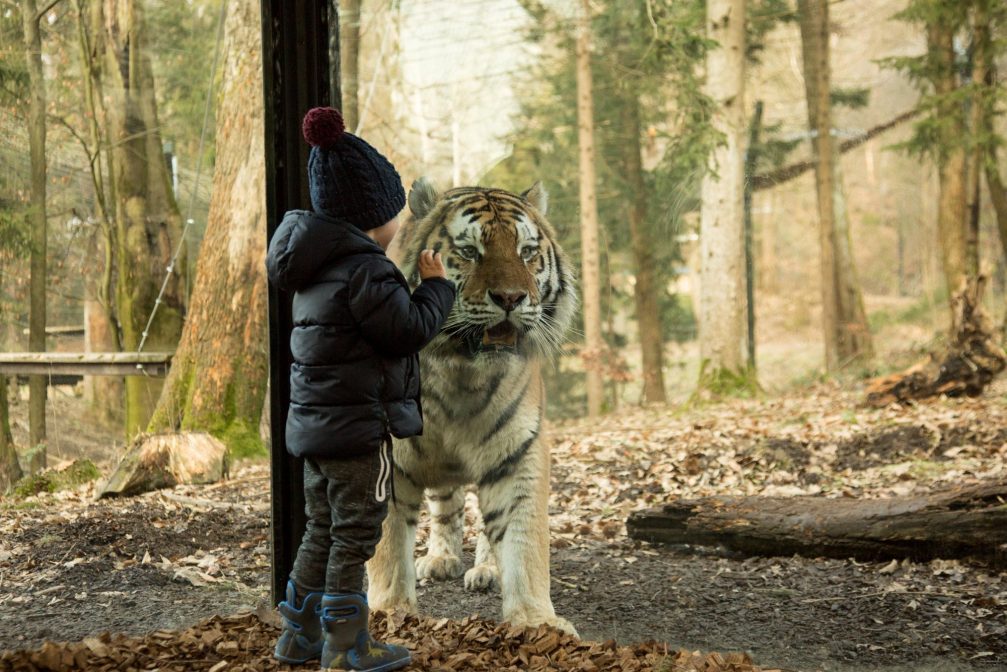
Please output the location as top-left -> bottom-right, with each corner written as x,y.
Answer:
375,441 -> 391,503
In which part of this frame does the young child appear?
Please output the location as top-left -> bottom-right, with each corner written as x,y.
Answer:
265,107 -> 456,671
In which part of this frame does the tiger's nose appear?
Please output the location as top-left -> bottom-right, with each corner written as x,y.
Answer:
489,290 -> 528,312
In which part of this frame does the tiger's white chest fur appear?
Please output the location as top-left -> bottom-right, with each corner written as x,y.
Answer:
395,353 -> 542,490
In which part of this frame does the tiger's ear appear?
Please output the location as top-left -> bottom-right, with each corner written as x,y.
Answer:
521,181 -> 548,216
408,177 -> 440,220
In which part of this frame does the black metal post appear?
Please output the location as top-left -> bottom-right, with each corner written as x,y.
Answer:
261,0 -> 337,605
744,101 -> 764,371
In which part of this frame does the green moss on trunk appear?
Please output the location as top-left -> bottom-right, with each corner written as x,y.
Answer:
693,361 -> 762,403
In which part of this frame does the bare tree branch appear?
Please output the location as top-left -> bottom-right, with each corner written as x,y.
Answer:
751,108 -> 920,192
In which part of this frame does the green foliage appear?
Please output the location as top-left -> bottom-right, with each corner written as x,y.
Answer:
661,293 -> 697,343
830,87 -> 871,109
747,0 -> 798,64
868,289 -> 946,331
486,0 -> 715,330
881,0 -> 1007,162
13,459 -> 101,498
146,0 -> 225,165
0,7 -> 27,110
0,203 -> 30,258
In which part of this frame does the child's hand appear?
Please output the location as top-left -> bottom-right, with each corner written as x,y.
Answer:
418,250 -> 447,280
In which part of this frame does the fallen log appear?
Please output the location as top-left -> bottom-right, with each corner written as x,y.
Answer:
626,481 -> 1007,566
865,276 -> 1006,407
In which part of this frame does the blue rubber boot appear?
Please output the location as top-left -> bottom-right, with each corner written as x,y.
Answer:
320,593 -> 411,672
274,580 -> 324,664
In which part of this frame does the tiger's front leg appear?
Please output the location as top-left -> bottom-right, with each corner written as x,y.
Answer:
477,435 -> 578,636
415,486 -> 466,581
366,460 -> 423,614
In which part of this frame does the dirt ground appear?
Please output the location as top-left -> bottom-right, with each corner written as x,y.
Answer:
2,387 -> 1006,671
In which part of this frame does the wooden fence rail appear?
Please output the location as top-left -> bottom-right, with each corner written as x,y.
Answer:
0,352 -> 173,377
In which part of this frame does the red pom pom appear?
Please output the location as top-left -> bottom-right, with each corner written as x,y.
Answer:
302,107 -> 346,148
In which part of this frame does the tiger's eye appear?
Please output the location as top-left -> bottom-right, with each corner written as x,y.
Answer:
457,245 -> 479,260
521,246 -> 539,261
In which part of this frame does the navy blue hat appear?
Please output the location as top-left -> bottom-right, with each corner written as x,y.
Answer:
302,107 -> 406,231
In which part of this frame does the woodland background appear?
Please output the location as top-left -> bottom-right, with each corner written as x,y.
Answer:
1,1 -> 1007,670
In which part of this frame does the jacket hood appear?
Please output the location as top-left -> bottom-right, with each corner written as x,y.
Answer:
266,210 -> 384,291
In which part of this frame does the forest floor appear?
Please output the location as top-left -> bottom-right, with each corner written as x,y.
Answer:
2,384 -> 1006,671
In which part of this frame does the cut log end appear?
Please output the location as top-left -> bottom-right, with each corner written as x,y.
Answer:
98,432 -> 228,499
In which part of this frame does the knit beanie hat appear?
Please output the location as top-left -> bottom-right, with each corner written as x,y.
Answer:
302,107 -> 406,230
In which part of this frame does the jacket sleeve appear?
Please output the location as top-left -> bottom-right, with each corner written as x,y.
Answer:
348,258 -> 456,357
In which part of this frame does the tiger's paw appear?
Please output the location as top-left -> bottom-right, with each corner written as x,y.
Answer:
415,553 -> 465,581
507,613 -> 580,638
366,577 -> 418,615
548,616 -> 579,638
366,588 -> 418,615
463,564 -> 499,592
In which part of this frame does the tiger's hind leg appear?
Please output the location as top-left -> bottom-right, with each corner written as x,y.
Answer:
366,462 -> 423,614
414,486 -> 465,581
463,529 -> 499,592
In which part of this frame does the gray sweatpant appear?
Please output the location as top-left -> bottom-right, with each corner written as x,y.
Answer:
289,439 -> 394,594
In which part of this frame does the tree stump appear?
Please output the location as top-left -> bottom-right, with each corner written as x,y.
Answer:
865,276 -> 1006,406
627,481 -> 1007,566
98,433 -> 228,498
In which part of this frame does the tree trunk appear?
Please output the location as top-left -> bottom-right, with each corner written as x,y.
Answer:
0,268 -> 20,492
101,0 -> 267,496
976,7 -> 1007,276
798,0 -> 840,372
698,0 -> 748,388
832,158 -> 874,365
623,97 -> 666,404
84,297 -> 123,423
21,0 -> 47,460
928,23 -> 969,317
0,373 -> 20,493
88,0 -> 185,437
72,0 -> 123,423
339,0 -> 360,131
799,0 -> 871,371
990,157 -> 1007,269
964,2 -> 988,281
576,0 -> 605,417
627,481 -> 1007,566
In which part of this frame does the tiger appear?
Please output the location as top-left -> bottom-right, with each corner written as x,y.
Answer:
365,177 -> 578,636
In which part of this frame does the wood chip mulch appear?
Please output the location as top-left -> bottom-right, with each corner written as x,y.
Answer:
0,611 -> 770,672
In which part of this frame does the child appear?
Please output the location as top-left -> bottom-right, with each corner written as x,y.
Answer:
265,107 -> 456,671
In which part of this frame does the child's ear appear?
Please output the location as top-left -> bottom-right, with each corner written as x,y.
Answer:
408,177 -> 440,220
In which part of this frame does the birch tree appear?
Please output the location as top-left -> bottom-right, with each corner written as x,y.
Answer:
697,0 -> 749,391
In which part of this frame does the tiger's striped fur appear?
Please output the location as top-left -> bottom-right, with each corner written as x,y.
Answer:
366,178 -> 578,635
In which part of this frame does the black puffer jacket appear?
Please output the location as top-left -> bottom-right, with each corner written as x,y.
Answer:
266,210 -> 456,459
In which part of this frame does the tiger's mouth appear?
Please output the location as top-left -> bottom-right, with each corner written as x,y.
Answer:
451,320 -> 522,357
482,321 -> 518,348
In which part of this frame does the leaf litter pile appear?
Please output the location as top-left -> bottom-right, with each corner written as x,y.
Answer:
2,385 -> 1007,670
1,612 -> 764,672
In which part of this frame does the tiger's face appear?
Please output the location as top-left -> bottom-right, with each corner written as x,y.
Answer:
398,178 -> 576,359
